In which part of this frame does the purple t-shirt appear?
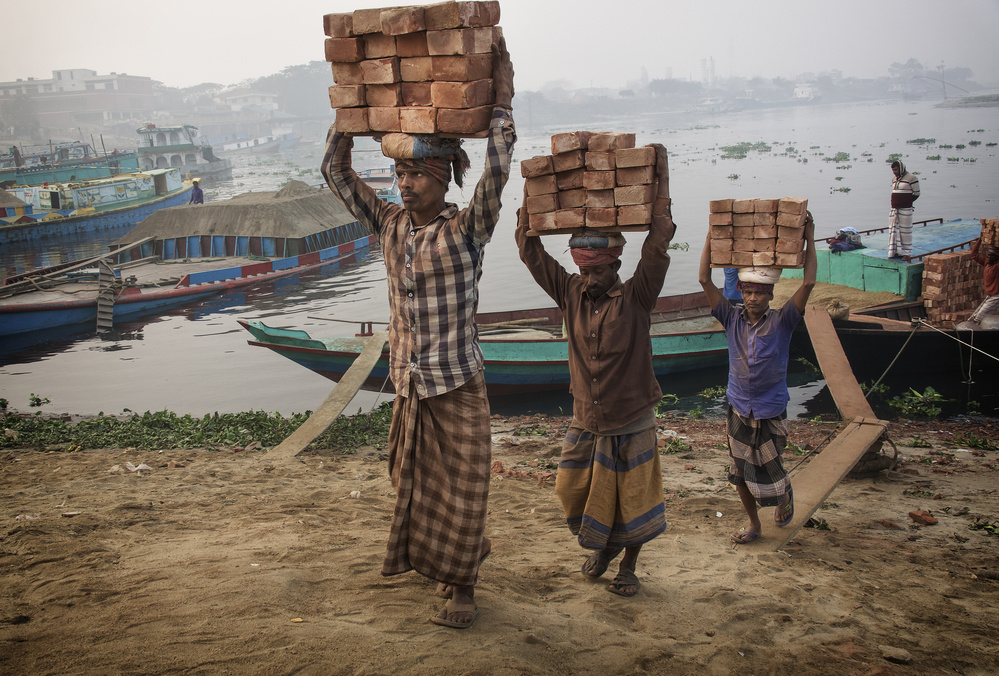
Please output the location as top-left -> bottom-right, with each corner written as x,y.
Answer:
712,298 -> 802,419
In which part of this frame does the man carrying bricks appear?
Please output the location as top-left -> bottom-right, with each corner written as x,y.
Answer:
697,217 -> 816,545
515,144 -> 675,598
321,37 -> 515,630
966,236 -> 999,328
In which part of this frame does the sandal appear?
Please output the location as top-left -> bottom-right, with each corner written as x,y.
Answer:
607,569 -> 640,597
430,598 -> 479,629
730,528 -> 762,544
774,487 -> 794,527
581,548 -> 622,579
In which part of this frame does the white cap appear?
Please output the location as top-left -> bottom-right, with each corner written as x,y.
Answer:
737,266 -> 782,284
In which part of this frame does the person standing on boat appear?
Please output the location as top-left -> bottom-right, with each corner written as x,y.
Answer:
697,218 -> 816,544
966,236 -> 999,327
887,160 -> 920,258
320,39 -> 516,630
515,144 -> 675,597
188,181 -> 204,205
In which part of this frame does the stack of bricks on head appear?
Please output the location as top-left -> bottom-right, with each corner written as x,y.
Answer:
708,197 -> 809,268
324,2 -> 502,137
523,131 -> 659,236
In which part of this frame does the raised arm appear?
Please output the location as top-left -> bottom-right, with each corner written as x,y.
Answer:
515,184 -> 571,306
320,126 -> 394,235
630,143 -> 675,309
792,212 -> 817,313
698,231 -> 724,310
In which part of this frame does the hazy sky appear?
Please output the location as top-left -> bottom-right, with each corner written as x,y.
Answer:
4,0 -> 999,91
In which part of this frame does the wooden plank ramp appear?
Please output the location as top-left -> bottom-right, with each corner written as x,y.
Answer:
266,331 -> 388,461
771,306 -> 889,550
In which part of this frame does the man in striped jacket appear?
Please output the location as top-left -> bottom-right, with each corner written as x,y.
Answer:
888,160 -> 920,258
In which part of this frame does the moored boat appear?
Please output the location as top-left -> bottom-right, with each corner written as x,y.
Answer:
1,141 -> 139,187
136,123 -> 232,182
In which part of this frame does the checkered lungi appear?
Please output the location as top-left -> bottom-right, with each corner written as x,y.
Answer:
381,371 -> 491,587
726,404 -> 791,507
555,410 -> 667,550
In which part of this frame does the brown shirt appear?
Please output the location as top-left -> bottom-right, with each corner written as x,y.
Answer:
516,222 -> 672,431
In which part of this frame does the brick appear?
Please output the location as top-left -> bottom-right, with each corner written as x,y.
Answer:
615,147 -> 655,168
732,199 -> 755,213
755,198 -> 779,213
556,169 -> 584,191
555,208 -> 586,230
352,7 -> 387,34
614,184 -> 655,206
776,251 -> 805,267
526,193 -> 558,214
711,250 -> 733,265
432,54 -> 493,81
585,152 -> 615,171
431,79 -> 493,108
331,62 -> 364,85
776,237 -> 804,253
753,212 -> 777,226
711,239 -> 733,252
733,226 -> 754,240
777,211 -> 807,228
328,84 -> 366,108
558,189 -> 586,209
754,238 -> 775,252
552,150 -> 585,173
361,58 -> 401,84
399,107 -> 437,134
618,204 -> 653,226
334,107 -> 370,133
778,196 -> 808,215
325,37 -> 365,63
520,155 -> 553,178
731,251 -> 754,266
526,174 -> 558,196
365,83 -> 403,107
733,213 -> 754,227
616,165 -> 655,186
586,207 -> 617,229
754,224 -> 777,238
424,1 -> 501,30
710,225 -> 734,239
552,132 -> 589,154
396,32 -> 430,57
709,199 -> 733,213
733,239 -> 756,252
529,211 -> 558,231
368,106 -> 402,132
381,7 -> 426,35
363,33 -> 397,59
427,27 -> 496,55
400,57 -> 433,82
709,212 -> 733,226
753,252 -> 776,266
436,105 -> 491,134
401,82 -> 433,106
588,132 -> 635,152
324,13 -> 354,38
585,189 -> 615,208
778,225 -> 804,239
583,170 -> 616,191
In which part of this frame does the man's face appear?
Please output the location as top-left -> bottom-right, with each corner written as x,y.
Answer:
740,287 -> 773,315
397,165 -> 446,216
892,165 -> 901,179
579,263 -> 618,301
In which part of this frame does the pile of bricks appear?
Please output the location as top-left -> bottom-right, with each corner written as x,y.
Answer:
981,218 -> 999,246
707,197 -> 808,268
522,131 -> 659,235
323,2 -> 501,137
923,250 -> 985,326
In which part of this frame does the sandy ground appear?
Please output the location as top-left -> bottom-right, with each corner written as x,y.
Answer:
2,413 -> 998,676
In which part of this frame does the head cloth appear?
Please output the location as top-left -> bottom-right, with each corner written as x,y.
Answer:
568,231 -> 626,267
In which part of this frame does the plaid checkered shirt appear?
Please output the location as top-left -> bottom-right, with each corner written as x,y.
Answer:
321,109 -> 516,398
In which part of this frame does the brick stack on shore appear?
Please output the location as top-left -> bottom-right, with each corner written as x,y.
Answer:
922,251 -> 986,326
707,197 -> 808,268
323,2 -> 502,137
522,131 -> 659,235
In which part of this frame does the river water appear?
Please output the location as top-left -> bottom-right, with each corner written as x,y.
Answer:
1,99 -> 997,418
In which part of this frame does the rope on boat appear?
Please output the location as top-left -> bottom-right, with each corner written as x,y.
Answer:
865,322 -> 922,393
913,318 -> 999,364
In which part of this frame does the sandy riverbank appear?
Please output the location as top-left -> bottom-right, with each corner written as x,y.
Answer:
2,413 -> 998,675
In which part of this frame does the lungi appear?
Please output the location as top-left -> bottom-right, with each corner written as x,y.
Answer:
381,371 -> 491,587
555,410 -> 667,550
971,294 -> 999,322
726,404 -> 791,507
888,207 -> 914,257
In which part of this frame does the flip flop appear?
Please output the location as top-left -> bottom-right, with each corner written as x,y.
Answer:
607,570 -> 640,597
436,540 -> 492,597
430,598 -> 479,629
774,487 -> 794,527
730,528 -> 762,544
581,548 -> 622,579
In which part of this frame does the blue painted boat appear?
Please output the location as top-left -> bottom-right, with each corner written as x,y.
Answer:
1,141 -> 139,187
239,292 -> 730,396
0,169 -> 193,244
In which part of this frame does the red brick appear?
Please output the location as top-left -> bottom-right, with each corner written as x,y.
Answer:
427,27 -> 497,55
618,204 -> 653,226
585,152 -> 615,171
401,82 -> 433,106
776,237 -> 804,253
733,213 -> 755,228
325,38 -> 365,63
709,199 -> 733,213
754,238 -> 775,252
424,1 -> 501,30
585,207 -> 617,229
323,13 -> 354,38
711,250 -> 733,266
711,238 -> 733,252
368,107 -> 402,132
615,147 -> 655,168
588,132 -> 635,152
556,169 -> 584,191
753,252 -> 776,266
365,84 -> 403,107
331,62 -> 364,85
778,225 -> 803,239
753,212 -> 777,226
754,224 -> 777,238
520,155 -> 554,178
436,105 -> 491,134
328,84 -> 366,108
526,174 -> 558,196
777,212 -> 807,228
614,184 -> 655,206
334,107 -> 370,133
551,150 -> 585,173
755,198 -> 779,213
555,208 -> 586,230
583,170 -> 616,191
351,7 -> 387,34
733,239 -> 756,252
363,33 -> 397,59
396,32 -> 430,57
529,211 -> 558,231
616,165 -> 655,186
732,251 -> 754,266
558,189 -> 586,209
400,107 -> 438,134
361,58 -> 401,84
400,57 -> 433,82
431,79 -> 493,108
778,196 -> 808,215
710,225 -> 734,239
431,53 -> 493,81
526,193 -> 558,214
585,190 -> 615,208
776,252 -> 804,267
732,199 -> 755,213
709,212 -> 733,226
381,7 -> 426,35
551,132 -> 589,154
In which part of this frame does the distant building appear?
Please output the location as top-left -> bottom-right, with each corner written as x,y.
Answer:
0,70 -> 156,129
219,89 -> 279,113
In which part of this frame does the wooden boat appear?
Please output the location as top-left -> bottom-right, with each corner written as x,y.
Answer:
0,181 -> 375,342
136,123 -> 232,182
355,167 -> 402,205
239,292 -> 730,396
1,141 -> 139,187
0,169 -> 193,244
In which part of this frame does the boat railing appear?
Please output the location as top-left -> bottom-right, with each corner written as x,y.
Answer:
821,217 -> 945,244
905,238 -> 979,263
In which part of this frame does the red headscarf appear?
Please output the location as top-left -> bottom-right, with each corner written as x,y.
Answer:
395,158 -> 451,186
